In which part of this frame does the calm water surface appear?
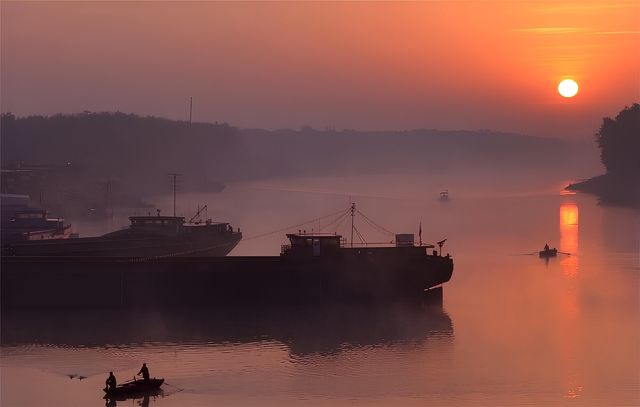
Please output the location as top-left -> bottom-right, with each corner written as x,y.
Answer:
2,173 -> 639,406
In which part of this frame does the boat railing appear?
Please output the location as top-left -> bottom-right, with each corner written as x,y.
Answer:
340,242 -> 396,248
282,242 -> 435,252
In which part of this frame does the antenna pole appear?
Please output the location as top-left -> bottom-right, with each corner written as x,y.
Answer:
168,173 -> 182,217
350,202 -> 356,248
189,97 -> 193,127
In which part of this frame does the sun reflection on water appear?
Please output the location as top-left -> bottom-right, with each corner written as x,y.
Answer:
560,203 -> 579,277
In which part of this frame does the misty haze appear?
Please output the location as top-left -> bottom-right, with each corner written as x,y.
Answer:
1,2 -> 638,407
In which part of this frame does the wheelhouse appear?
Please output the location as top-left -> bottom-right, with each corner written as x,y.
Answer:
282,233 -> 343,256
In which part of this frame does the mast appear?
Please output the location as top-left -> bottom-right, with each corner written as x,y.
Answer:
189,97 -> 193,127
350,202 -> 356,247
168,173 -> 182,217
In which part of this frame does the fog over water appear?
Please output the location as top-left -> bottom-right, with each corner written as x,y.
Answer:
2,169 -> 638,406
2,2 -> 638,405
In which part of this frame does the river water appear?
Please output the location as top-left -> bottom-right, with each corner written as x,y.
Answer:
1,172 -> 638,406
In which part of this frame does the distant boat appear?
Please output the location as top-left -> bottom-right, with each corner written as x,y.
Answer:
104,378 -> 163,397
439,190 -> 449,201
1,208 -> 73,243
539,247 -> 558,258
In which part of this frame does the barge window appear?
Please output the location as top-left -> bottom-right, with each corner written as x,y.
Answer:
16,213 -> 44,219
323,238 -> 339,247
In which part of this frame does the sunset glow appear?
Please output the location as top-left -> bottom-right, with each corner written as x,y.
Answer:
1,1 -> 639,406
1,1 -> 638,137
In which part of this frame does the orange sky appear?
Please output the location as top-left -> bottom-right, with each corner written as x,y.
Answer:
1,1 -> 638,138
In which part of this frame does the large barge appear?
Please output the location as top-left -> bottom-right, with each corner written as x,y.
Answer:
1,230 -> 453,307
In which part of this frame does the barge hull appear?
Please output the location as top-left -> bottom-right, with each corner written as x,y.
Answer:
1,253 -> 453,307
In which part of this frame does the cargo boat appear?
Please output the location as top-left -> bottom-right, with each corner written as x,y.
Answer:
1,230 -> 453,307
1,213 -> 242,258
1,208 -> 73,242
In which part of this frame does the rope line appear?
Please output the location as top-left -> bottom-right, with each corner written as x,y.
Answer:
241,207 -> 351,241
333,212 -> 351,233
316,210 -> 351,238
319,211 -> 351,233
356,209 -> 395,236
134,205 -> 398,260
353,224 -> 367,244
139,207 -> 352,261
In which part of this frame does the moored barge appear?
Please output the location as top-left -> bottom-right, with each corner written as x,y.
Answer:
1,229 -> 453,307
1,213 -> 242,258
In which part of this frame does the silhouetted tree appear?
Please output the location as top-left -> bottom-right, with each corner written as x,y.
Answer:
595,103 -> 640,176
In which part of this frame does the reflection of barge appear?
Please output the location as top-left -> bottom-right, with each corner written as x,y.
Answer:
1,299 -> 452,357
1,213 -> 242,258
1,230 -> 453,307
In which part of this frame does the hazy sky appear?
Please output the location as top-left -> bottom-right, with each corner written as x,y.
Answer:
1,1 -> 638,138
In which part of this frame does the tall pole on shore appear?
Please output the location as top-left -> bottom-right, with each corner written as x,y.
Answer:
350,202 -> 356,247
189,97 -> 193,127
168,173 -> 182,217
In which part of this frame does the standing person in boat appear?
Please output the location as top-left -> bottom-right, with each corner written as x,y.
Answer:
105,371 -> 117,391
544,243 -> 550,251
137,363 -> 150,382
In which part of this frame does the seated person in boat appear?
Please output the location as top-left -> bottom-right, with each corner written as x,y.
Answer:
105,371 -> 117,391
137,363 -> 150,382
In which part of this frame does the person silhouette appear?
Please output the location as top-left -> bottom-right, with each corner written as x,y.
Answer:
137,363 -> 150,382
105,371 -> 117,391
544,243 -> 549,251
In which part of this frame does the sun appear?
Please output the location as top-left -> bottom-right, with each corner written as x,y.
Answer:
558,79 -> 579,98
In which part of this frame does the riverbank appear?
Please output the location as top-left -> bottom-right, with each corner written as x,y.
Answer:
567,173 -> 640,208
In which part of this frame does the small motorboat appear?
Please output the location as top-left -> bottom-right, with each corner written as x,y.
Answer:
104,378 -> 164,397
538,248 -> 558,258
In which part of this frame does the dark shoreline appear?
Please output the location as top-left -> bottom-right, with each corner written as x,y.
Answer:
566,173 -> 640,208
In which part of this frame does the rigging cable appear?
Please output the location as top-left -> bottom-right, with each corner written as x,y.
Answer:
241,207 -> 351,241
352,224 -> 367,244
333,211 -> 352,234
319,210 -> 351,233
145,207 -> 352,260
356,209 -> 395,236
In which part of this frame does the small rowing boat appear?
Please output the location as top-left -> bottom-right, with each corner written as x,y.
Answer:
538,248 -> 557,258
104,378 -> 164,397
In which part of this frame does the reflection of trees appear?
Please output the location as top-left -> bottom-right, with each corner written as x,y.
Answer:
596,103 -> 639,176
